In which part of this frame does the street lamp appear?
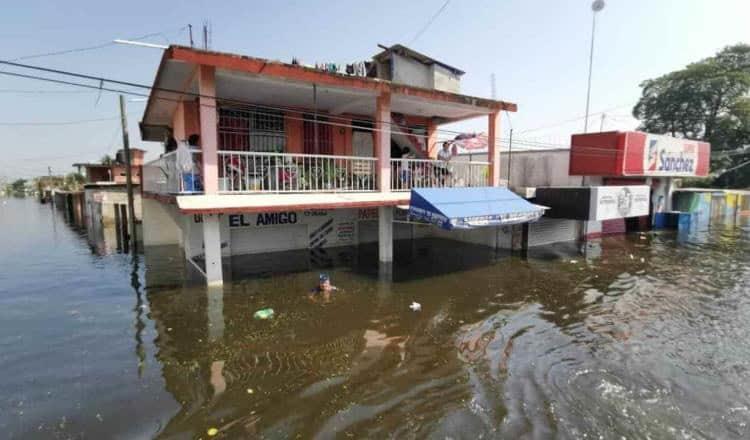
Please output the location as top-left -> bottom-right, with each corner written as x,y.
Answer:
583,0 -> 605,133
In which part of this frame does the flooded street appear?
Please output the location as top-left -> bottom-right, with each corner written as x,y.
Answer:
2,196 -> 750,439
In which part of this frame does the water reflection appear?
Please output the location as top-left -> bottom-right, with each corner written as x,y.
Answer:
3,196 -> 750,438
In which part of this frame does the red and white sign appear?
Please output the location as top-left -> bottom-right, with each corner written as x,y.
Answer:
641,134 -> 700,176
569,131 -> 710,177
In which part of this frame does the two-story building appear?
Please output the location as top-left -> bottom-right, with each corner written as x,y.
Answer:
140,44 -> 547,285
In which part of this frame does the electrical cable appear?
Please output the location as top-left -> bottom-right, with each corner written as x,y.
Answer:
0,60 -> 739,159
409,0 -> 451,45
9,27 -> 187,62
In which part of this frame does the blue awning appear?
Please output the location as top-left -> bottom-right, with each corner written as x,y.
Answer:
408,187 -> 547,230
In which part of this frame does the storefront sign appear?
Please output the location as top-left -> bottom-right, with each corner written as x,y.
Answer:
228,212 -> 298,228
590,186 -> 650,221
643,134 -> 698,176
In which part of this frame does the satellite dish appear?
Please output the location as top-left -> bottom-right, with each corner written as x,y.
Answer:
592,0 -> 605,12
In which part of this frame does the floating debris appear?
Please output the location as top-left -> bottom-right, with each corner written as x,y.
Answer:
207,427 -> 219,436
409,302 -> 422,312
247,388 -> 254,394
570,259 -> 578,264
253,308 -> 274,320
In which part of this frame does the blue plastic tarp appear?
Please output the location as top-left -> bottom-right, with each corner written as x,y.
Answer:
408,187 -> 546,230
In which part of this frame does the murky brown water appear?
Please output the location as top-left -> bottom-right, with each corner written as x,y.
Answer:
2,197 -> 750,439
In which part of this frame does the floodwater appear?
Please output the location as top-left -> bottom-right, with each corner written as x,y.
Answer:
2,197 -> 750,439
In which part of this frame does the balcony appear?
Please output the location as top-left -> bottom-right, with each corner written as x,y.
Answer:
143,151 -> 491,196
390,158 -> 488,191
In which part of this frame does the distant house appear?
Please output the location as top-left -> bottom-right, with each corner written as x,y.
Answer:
74,148 -> 145,184
73,148 -> 145,254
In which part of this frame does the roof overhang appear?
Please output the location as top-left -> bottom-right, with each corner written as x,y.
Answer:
176,192 -> 411,215
141,46 -> 516,141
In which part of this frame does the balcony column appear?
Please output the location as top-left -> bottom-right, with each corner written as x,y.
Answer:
487,111 -> 501,187
374,91 -> 391,192
374,91 -> 393,264
198,65 -> 218,195
198,66 -> 223,285
427,118 -> 439,159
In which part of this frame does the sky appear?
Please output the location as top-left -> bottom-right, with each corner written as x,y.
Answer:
1,0 -> 748,180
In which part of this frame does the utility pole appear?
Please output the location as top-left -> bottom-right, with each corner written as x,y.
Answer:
600,113 -> 606,132
584,0 -> 606,133
506,128 -> 513,187
119,95 -> 137,253
188,24 -> 194,47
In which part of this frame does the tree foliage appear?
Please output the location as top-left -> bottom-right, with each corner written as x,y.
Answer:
633,44 -> 750,188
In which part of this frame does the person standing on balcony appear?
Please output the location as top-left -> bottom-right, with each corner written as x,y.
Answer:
176,134 -> 202,192
437,141 -> 454,186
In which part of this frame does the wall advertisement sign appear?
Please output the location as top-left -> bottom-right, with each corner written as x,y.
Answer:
590,185 -> 650,221
642,134 -> 699,176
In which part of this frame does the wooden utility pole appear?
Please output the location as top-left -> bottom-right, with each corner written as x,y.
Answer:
119,95 -> 137,253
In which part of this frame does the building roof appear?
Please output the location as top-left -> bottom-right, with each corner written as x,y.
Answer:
140,45 -> 515,141
372,44 -> 465,75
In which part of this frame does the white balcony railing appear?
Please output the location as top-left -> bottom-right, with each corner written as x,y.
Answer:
218,151 -> 377,193
143,151 -> 491,196
142,150 -> 202,195
390,158 -> 489,191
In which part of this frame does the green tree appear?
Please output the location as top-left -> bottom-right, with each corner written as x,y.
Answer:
633,44 -> 750,188
9,178 -> 28,196
63,172 -> 85,191
101,154 -> 114,165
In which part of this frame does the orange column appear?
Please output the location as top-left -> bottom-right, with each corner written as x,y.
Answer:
172,101 -> 186,142
374,92 -> 391,192
427,119 -> 439,159
487,111 -> 501,187
198,65 -> 218,194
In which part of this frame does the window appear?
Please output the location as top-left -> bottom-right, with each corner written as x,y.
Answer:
303,115 -> 333,155
218,107 -> 285,152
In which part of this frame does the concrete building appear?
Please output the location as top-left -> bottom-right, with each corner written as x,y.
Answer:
74,148 -> 145,254
139,44 -> 552,285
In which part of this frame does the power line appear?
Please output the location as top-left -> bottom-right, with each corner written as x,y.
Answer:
409,0 -> 451,45
9,27 -> 187,62
0,88 -> 94,94
0,115 -> 136,127
1,59 -> 734,159
517,104 -> 633,134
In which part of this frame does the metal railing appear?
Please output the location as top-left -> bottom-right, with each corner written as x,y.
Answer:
390,158 -> 489,191
142,150 -> 202,195
218,151 -> 377,193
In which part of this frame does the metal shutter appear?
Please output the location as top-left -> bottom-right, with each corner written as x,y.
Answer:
529,218 -> 578,247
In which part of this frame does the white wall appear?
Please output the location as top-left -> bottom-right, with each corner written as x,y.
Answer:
391,54 -> 432,89
431,64 -> 460,93
142,198 -> 181,246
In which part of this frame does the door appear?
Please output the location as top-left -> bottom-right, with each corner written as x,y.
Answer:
352,131 -> 374,157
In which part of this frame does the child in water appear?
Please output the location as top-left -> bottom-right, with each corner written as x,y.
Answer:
309,274 -> 337,302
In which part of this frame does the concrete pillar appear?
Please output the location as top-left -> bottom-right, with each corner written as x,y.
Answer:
378,206 -> 393,263
374,92 -> 391,192
203,214 -> 223,285
664,177 -> 674,211
206,285 -> 225,342
427,118 -> 439,159
198,65 -> 219,194
487,111 -> 501,187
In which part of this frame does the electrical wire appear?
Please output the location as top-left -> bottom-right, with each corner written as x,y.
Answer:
0,115 -> 135,127
0,59 -> 739,160
409,0 -> 451,45
9,27 -> 187,62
